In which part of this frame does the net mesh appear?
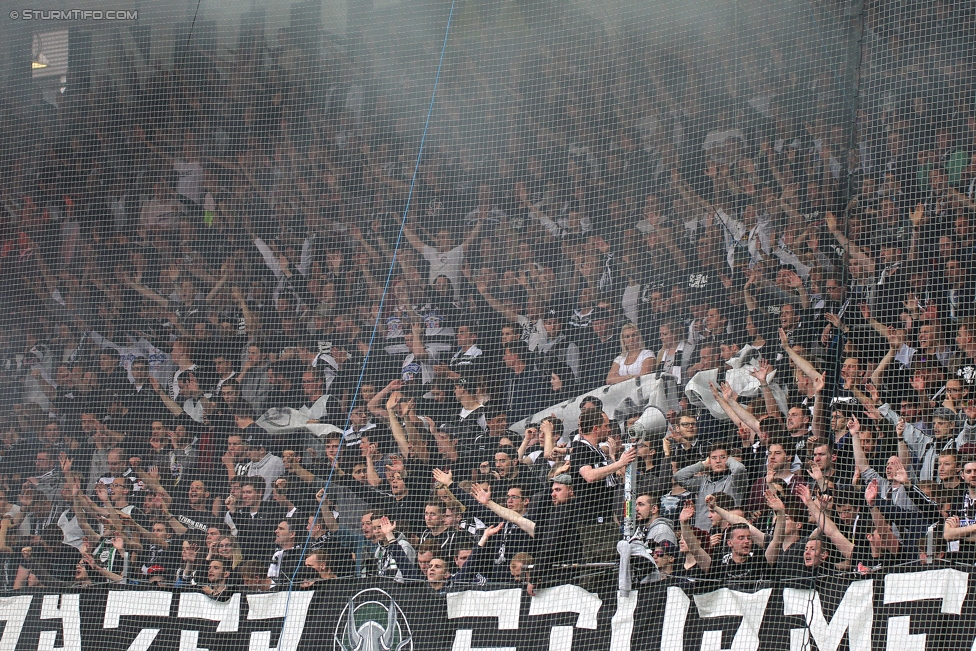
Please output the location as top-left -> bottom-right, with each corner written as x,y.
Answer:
1,0 -> 976,649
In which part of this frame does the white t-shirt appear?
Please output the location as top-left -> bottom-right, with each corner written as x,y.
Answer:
174,160 -> 204,203
613,349 -> 656,377
422,244 -> 464,291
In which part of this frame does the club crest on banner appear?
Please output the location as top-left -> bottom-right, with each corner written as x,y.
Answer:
334,588 -> 413,651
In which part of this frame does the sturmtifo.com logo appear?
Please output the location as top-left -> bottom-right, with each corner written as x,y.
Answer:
334,588 -> 413,651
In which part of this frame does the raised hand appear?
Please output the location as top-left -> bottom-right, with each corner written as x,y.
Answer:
751,359 -> 773,384
795,482 -> 812,505
765,488 -> 785,513
720,382 -> 735,401
540,419 -> 555,439
386,391 -> 403,411
481,522 -> 505,540
847,416 -> 861,436
866,382 -> 880,404
889,458 -> 911,486
864,478 -> 879,506
432,468 -> 453,487
813,372 -> 826,394
806,460 -> 824,484
825,211 -> 838,232
378,517 -> 397,538
864,404 -> 882,421
679,500 -> 695,524
909,203 -> 925,227
471,483 -> 491,506
778,327 -> 791,349
708,381 -> 723,400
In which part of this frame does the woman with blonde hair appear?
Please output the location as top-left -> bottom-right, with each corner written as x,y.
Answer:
211,536 -> 243,570
606,323 -> 656,384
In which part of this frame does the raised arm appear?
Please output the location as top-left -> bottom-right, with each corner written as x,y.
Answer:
368,380 -> 402,422
678,501 -> 712,572
401,220 -> 428,255
120,273 -> 169,307
149,376 -> 186,418
779,328 -> 820,383
796,483 -> 854,561
763,489 -> 788,565
459,214 -> 486,253
825,211 -> 874,272
474,279 -> 520,323
870,332 -> 901,387
231,286 -> 260,337
384,393 -> 413,458
705,494 -> 765,546
471,484 -> 536,537
864,479 -> 900,555
847,416 -> 870,475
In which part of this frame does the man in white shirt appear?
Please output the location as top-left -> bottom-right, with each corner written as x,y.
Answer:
402,215 -> 487,295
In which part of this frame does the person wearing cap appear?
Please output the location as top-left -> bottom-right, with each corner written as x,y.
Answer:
432,376 -> 490,474
651,540 -> 677,576
849,416 -> 937,518
878,403 -> 962,482
242,432 -> 286,501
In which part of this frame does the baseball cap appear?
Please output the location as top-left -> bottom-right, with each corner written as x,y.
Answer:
933,407 -> 958,422
243,425 -> 269,450
551,474 -> 574,487
145,564 -> 166,577
654,540 -> 677,555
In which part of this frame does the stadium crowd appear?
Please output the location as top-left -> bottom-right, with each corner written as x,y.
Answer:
1,0 -> 976,597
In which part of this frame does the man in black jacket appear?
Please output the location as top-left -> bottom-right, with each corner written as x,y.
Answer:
225,478 -> 287,561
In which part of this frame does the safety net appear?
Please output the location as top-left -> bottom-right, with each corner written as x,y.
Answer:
1,0 -> 976,649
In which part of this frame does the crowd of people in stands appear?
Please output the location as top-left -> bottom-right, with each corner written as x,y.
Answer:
0,0 -> 975,597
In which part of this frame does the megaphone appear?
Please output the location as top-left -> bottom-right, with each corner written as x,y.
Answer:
624,406 -> 669,444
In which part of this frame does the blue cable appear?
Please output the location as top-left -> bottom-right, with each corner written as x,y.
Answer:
279,0 -> 458,622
